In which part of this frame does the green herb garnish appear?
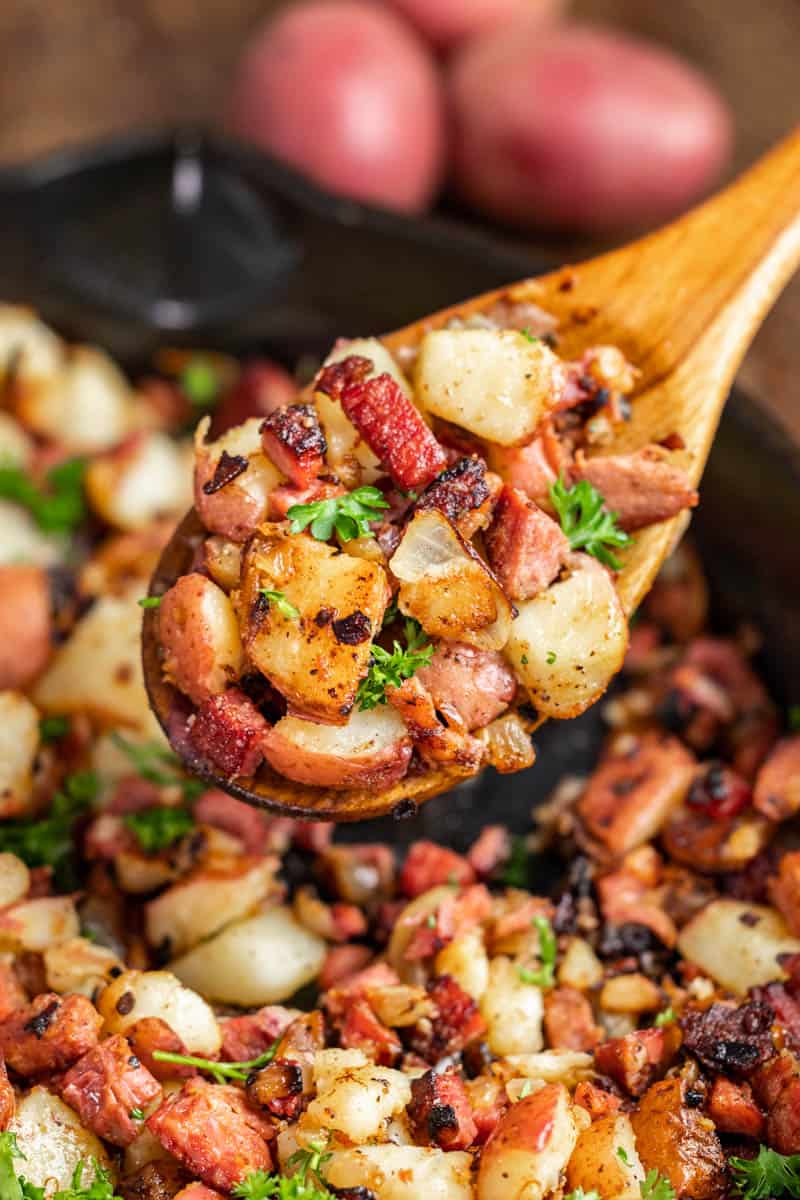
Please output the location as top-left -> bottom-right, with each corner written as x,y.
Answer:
731,1146 -> 800,1199
518,1079 -> 534,1100
789,705 -> 800,732
654,1007 -> 675,1027
0,458 -> 86,536
124,807 -> 195,855
546,650 -> 557,664
111,733 -> 204,804
501,836 -> 531,889
152,1039 -> 280,1085
287,486 -> 389,543
0,1134 -> 123,1200
549,476 -> 632,570
129,1108 -> 145,1122
233,1168 -> 332,1200
640,1170 -> 676,1200
617,1148 -> 630,1165
356,619 -> 433,711
564,1190 -> 600,1200
286,1138 -> 333,1187
518,915 -> 557,988
520,328 -> 540,344
0,770 -> 99,888
181,359 -> 220,409
39,715 -> 70,742
260,590 -> 300,620
137,596 -> 162,609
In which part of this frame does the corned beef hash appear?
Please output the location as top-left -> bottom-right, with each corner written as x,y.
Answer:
3,305 -> 800,1200
149,316 -> 697,797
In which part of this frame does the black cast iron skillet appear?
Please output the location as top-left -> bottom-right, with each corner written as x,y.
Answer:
1,132 -> 797,860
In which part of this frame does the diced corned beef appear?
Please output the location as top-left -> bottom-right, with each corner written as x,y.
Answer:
573,1078 -> 623,1120
416,644 -> 516,733
319,944 -> 373,992
0,993 -> 102,1076
193,790 -> 269,854
414,457 -> 498,538
754,737 -> 800,821
753,980 -> 800,1051
680,1002 -> 775,1076
543,987 -> 602,1052
246,1012 -> 324,1121
407,1068 -> 477,1151
59,1034 -> 162,1147
593,1026 -> 680,1097
484,485 -> 569,602
108,776 -> 162,815
596,863 -> 677,950
404,885 -> 492,962
752,1052 -> 800,1154
709,1077 -> 766,1139
467,826 -> 512,880
770,852 -> 800,938
324,961 -> 401,1017
489,426 -> 566,507
0,963 -> 26,1023
127,1017 -> 197,1082
572,446 -> 698,532
147,1078 -> 273,1191
399,841 -> 476,898
337,998 -> 402,1065
292,820 -> 335,854
187,688 -> 270,778
220,1005 -> 297,1063
260,403 -> 326,488
0,1057 -> 13,1130
465,1075 -> 508,1145
578,732 -> 696,859
410,975 -> 487,1063
317,355 -> 447,490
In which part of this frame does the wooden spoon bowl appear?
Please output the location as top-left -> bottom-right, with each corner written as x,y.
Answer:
143,127 -> 800,820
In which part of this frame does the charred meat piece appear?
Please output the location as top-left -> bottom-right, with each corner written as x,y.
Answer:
572,446 -> 698,532
680,1002 -> 775,1076
594,1026 -> 680,1097
410,974 -> 487,1063
0,992 -> 102,1076
413,457 -> 498,538
407,1068 -> 477,1151
317,355 -> 447,490
484,485 -> 569,602
708,1077 -> 765,1139
399,841 -> 476,898
260,403 -> 326,488
752,1051 -> 800,1154
543,987 -> 603,1053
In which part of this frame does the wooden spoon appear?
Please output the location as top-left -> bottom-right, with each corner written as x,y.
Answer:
143,127 -> 800,821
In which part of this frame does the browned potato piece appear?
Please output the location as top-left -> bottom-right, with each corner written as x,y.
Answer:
630,1077 -> 726,1200
477,1083 -> 578,1200
241,525 -> 390,724
159,574 -> 243,706
194,416 -> 284,542
565,1112 -> 644,1200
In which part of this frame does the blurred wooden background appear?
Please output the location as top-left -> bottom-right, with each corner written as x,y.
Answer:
0,0 -> 798,435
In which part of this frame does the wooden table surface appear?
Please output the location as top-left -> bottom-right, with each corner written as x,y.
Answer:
0,0 -> 797,438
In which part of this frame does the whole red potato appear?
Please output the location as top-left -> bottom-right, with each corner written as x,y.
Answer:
386,0 -> 566,51
448,23 -> 733,231
226,0 -> 446,213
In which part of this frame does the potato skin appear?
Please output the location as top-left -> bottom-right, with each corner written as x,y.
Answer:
159,574 -> 243,706
387,0 -> 564,50
630,1077 -> 726,1200
565,1112 -> 644,1200
448,24 -> 731,231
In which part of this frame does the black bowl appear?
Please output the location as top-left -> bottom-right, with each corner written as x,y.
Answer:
1,131 -> 797,854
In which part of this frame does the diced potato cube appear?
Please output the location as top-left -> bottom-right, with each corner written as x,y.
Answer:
9,1087 -> 113,1188
241,525 -> 389,723
0,690 -> 40,818
19,346 -> 134,451
98,969 -> 221,1057
0,306 -> 63,383
86,432 -> 192,530
415,328 -> 564,446
677,899 -> 800,994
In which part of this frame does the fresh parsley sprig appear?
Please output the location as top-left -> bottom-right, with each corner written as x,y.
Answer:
501,836 -> 531,889
260,590 -> 300,620
286,1139 -> 333,1187
287,486 -> 389,543
152,1039 -> 280,1085
124,807 -> 195,854
181,358 -> 221,410
356,619 -> 434,711
654,1007 -> 675,1028
111,733 -> 204,804
731,1146 -> 800,1199
549,476 -> 631,570
233,1167 -> 332,1200
564,1190 -> 600,1200
0,458 -> 86,537
0,770 -> 99,887
518,915 -> 557,989
640,1170 -> 676,1200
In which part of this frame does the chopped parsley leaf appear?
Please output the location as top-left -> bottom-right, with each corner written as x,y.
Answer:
517,915 -> 557,989
153,1039 -> 281,1085
640,1169 -> 676,1200
654,1007 -> 675,1027
124,806 -> 195,854
39,715 -> 70,741
356,619 -> 433,711
260,590 -> 300,620
520,328 -> 540,344
137,596 -> 162,609
181,359 -> 220,409
564,1190 -> 601,1200
546,650 -> 557,664
501,836 -> 531,889
287,486 -> 389,543
0,770 -> 99,888
549,476 -> 632,570
111,733 -> 204,804
730,1145 -> 800,1199
0,458 -> 87,536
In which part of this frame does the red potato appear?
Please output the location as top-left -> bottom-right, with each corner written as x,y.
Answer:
447,23 -> 732,231
159,574 -> 243,706
226,0 -> 446,213
262,706 -> 413,790
387,0 -> 565,51
0,565 -> 52,690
